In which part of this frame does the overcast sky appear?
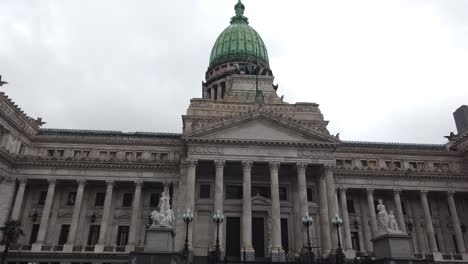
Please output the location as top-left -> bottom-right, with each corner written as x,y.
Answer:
1,0 -> 467,144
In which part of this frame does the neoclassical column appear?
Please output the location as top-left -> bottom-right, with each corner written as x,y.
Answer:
318,173 -> 332,254
420,190 -> 438,252
297,163 -> 310,249
324,165 -> 338,249
213,160 -> 225,249
366,189 -> 378,238
64,179 -> 86,252
185,159 -> 197,249
270,161 -> 284,261
241,160 -> 254,260
126,180 -> 143,251
393,190 -> 406,233
32,179 -> 56,252
10,178 -> 27,220
447,191 -> 466,253
359,195 -> 372,252
339,188 -> 353,250
95,180 -> 114,253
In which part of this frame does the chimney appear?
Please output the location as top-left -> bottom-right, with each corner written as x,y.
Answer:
453,105 -> 468,134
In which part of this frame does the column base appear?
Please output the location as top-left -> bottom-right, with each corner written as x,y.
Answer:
31,243 -> 43,252
461,253 -> 468,261
270,248 -> 285,262
432,252 -> 442,261
94,243 -> 104,253
241,248 -> 255,261
63,244 -> 74,252
344,249 -> 356,259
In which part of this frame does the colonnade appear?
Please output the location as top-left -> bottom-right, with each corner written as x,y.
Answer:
9,178 -> 172,253
184,160 -> 340,261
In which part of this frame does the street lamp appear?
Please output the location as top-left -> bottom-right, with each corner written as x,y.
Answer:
183,208 -> 194,257
302,215 -> 313,264
331,214 -> 345,264
213,209 -> 224,260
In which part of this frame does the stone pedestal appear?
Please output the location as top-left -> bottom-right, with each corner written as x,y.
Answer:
371,233 -> 414,259
144,227 -> 175,253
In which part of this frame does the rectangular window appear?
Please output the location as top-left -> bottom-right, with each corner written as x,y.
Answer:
38,191 -> 47,205
47,149 -> 55,157
150,193 -> 160,208
160,153 -> 169,160
66,192 -> 77,206
279,187 -> 287,201
87,225 -> 100,246
151,153 -> 158,160
73,151 -> 82,158
252,186 -> 270,199
306,187 -> 315,202
125,152 -> 133,159
57,150 -> 64,157
344,160 -> 353,168
83,151 -> 90,157
136,152 -> 143,159
226,185 -> 242,200
109,151 -> 117,159
351,232 -> 360,251
58,225 -> 70,245
360,160 -> 368,167
417,162 -> 426,170
199,184 -> 211,199
29,224 -> 40,244
368,160 -> 378,168
347,199 -> 355,213
95,192 -> 105,206
336,159 -> 344,166
116,226 -> 129,246
409,162 -> 417,169
385,161 -> 392,168
393,161 -> 402,168
122,193 -> 133,207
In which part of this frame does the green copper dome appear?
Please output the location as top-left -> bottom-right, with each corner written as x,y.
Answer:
209,0 -> 269,69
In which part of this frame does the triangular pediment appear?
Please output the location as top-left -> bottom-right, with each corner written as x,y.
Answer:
186,111 -> 339,144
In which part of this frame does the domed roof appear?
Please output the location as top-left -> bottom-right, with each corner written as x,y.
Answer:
209,0 -> 269,69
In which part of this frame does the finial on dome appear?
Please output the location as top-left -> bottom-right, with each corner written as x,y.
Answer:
231,0 -> 249,24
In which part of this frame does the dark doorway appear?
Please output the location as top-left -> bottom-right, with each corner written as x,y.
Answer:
281,219 -> 289,255
58,225 -> 70,245
252,217 -> 265,258
87,225 -> 100,245
226,217 -> 240,258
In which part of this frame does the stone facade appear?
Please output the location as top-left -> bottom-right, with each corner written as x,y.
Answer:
2,2 -> 468,264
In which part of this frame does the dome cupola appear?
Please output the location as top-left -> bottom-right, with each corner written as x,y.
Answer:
208,0 -> 269,70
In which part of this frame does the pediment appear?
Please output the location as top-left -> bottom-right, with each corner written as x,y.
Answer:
186,112 -> 339,144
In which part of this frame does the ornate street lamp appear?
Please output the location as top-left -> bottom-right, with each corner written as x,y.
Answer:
302,215 -> 313,264
331,214 -> 345,264
213,209 -> 224,260
183,208 -> 194,257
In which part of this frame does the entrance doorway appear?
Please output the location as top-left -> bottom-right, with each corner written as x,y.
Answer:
252,217 -> 265,258
226,217 -> 241,258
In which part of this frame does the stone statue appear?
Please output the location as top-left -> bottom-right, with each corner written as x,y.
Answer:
388,211 -> 399,232
376,199 -> 401,234
150,187 -> 175,228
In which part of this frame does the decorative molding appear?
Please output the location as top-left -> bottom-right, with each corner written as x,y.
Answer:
188,146 -> 221,155
241,160 -> 253,170
298,150 -> 333,158
269,161 -> 280,171
214,160 -> 225,169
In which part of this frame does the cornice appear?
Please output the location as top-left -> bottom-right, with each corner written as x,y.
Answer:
334,168 -> 467,181
14,158 -> 180,171
33,134 -> 184,147
6,251 -> 129,259
336,145 -> 460,157
185,137 -> 337,148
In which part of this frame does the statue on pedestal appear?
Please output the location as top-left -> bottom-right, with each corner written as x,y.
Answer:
376,199 -> 401,234
150,187 -> 174,228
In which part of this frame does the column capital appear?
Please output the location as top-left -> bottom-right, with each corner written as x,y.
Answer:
447,191 -> 456,197
187,159 -> 198,168
134,179 -> 143,186
269,161 -> 280,171
242,160 -> 253,169
394,189 -> 402,194
296,162 -> 308,170
17,177 -> 27,184
366,188 -> 375,194
420,189 -> 429,194
214,160 -> 226,169
105,180 -> 114,187
77,179 -> 86,186
322,165 -> 335,173
47,178 -> 57,184
339,187 -> 347,193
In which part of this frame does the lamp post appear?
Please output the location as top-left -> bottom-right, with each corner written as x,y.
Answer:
183,208 -> 194,258
331,214 -> 345,264
213,209 -> 224,260
302,215 -> 313,264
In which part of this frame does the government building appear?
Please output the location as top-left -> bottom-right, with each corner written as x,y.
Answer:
1,1 -> 468,263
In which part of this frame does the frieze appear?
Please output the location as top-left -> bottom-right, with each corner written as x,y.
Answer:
187,146 -> 221,155
298,150 -> 333,158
